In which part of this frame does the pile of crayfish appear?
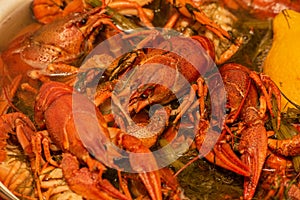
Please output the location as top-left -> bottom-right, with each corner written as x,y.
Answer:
1,0 -> 300,199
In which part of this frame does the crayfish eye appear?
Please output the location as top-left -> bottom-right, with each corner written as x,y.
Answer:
141,94 -> 149,99
225,107 -> 231,114
78,18 -> 87,26
141,88 -> 152,99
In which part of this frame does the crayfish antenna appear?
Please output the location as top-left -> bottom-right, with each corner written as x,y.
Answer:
174,155 -> 200,177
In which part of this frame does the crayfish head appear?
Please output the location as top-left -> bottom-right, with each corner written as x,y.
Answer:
114,53 -> 189,113
22,7 -> 119,69
113,35 -> 215,114
129,84 -> 177,113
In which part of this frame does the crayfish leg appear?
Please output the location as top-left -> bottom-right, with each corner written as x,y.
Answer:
0,112 -> 36,162
268,133 -> 300,157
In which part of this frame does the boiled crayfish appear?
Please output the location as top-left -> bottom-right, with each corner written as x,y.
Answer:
32,0 -> 154,27
259,151 -> 297,199
150,60 -> 282,199
168,0 -> 300,20
34,81 -> 171,200
110,34 -> 215,115
166,0 -> 232,39
0,111 -> 38,199
211,63 -> 281,199
2,0 -> 300,198
1,6 -> 120,83
221,0 -> 300,19
0,88 -> 128,199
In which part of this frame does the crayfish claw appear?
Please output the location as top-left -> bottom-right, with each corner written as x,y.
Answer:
61,153 -> 130,200
138,171 -> 162,200
239,124 -> 268,200
205,143 -> 250,177
120,134 -> 162,200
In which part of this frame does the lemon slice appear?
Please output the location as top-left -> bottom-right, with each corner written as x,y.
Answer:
263,9 -> 300,110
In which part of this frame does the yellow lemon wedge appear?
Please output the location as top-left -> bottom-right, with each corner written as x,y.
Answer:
263,9 -> 300,110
